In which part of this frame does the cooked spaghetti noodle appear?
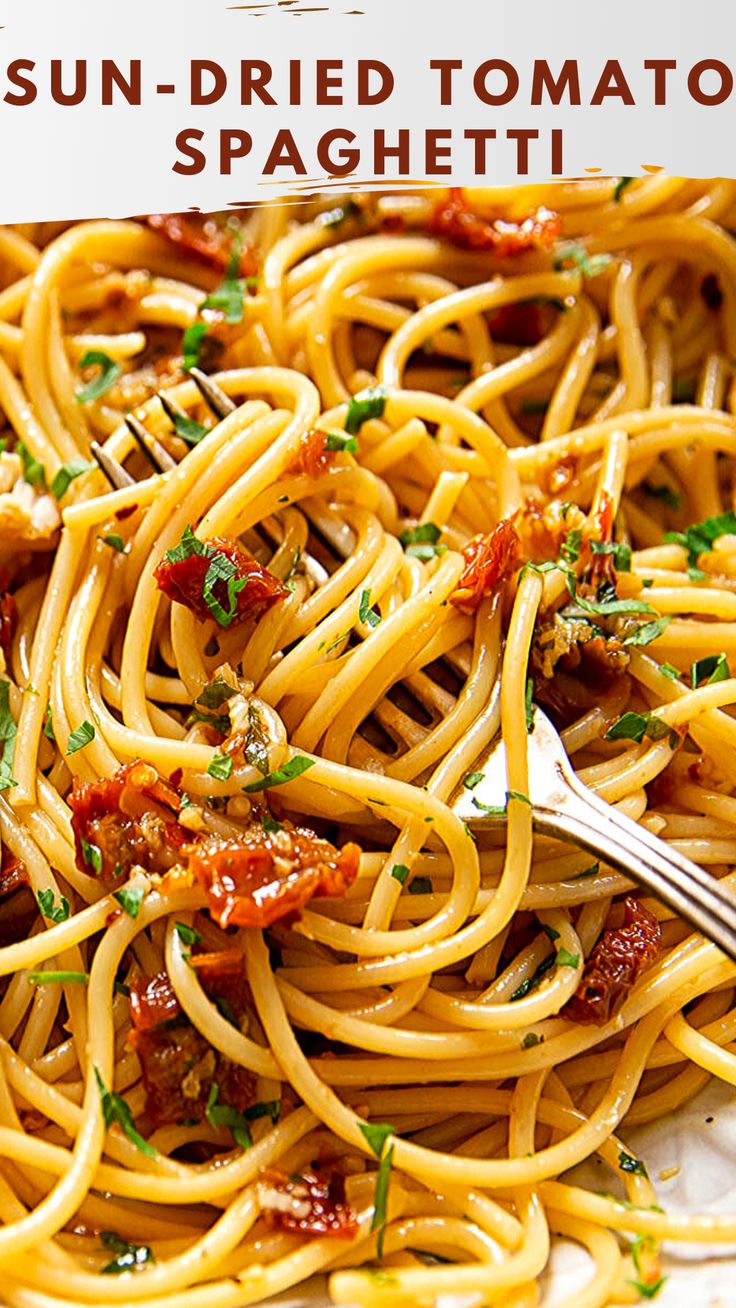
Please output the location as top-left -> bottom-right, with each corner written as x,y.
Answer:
0,180 -> 732,1305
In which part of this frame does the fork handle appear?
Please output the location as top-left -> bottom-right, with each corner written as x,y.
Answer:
535,773 -> 736,965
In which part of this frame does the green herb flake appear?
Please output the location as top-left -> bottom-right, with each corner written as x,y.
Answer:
614,177 -> 635,202
561,527 -> 582,565
0,680 -> 17,792
181,323 -> 208,373
325,431 -> 358,453
371,1143 -> 394,1259
525,678 -> 534,732
208,752 -> 234,781
243,754 -> 315,793
590,539 -> 632,572
28,969 -> 88,986
345,385 -> 388,435
100,533 -> 125,553
408,876 -> 433,896
94,1068 -> 157,1157
619,1148 -> 648,1177
665,509 -> 736,564
510,953 -> 556,1001
400,522 -> 445,560
390,863 -> 409,885
522,1032 -> 544,1048
113,886 -> 146,919
76,351 -> 122,404
67,720 -> 95,755
17,442 -> 47,490
173,413 -> 208,446
691,652 -> 729,688
472,797 -> 507,817
463,771 -> 483,790
659,663 -> 680,681
37,889 -> 70,923
243,704 -> 270,776
50,458 -> 95,500
100,1230 -> 155,1275
196,679 -> 235,711
81,839 -> 102,874
507,790 -> 532,807
175,921 -> 202,947
556,947 -> 580,969
572,861 -> 600,881
688,566 -> 707,583
554,243 -> 611,280
205,1081 -> 253,1150
359,588 -> 381,628
623,615 -> 671,647
359,1121 -> 395,1158
42,705 -> 56,743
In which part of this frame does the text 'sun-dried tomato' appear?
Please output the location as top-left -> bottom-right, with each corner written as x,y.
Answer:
258,1166 -> 359,1239
565,896 -> 661,1024
450,520 -> 522,615
154,533 -> 288,629
431,189 -> 562,256
187,828 -> 361,930
145,214 -> 258,277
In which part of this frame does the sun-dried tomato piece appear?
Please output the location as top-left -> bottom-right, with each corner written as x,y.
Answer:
0,847 -> 27,900
565,896 -> 661,1024
431,189 -> 562,256
69,761 -> 188,881
145,214 -> 258,277
129,955 -> 255,1129
450,520 -> 522,615
187,828 -> 361,930
287,428 -> 339,480
488,301 -> 552,346
154,535 -> 288,628
258,1165 -> 359,1239
0,592 -> 17,665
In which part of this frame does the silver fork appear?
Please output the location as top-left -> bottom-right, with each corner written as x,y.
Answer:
91,370 -> 736,964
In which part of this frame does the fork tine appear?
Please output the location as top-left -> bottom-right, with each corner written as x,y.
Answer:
125,415 -> 177,473
157,390 -> 194,427
90,441 -> 135,490
189,368 -> 236,419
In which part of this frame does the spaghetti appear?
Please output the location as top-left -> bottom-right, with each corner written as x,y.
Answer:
0,180 -> 732,1304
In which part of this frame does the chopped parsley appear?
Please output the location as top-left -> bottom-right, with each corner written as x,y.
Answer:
463,771 -> 483,790
173,413 -> 208,446
522,1032 -> 544,1048
67,720 -> 95,755
623,616 -> 671,647
43,704 -> 55,742
619,1149 -> 648,1177
560,527 -> 582,565
208,752 -> 234,781
325,431 -> 358,453
113,886 -> 146,918
572,862 -> 600,880
390,864 -> 410,885
659,663 -> 680,680
525,678 -> 534,732
182,323 -> 208,373
205,1082 -> 253,1149
359,588 -> 381,628
17,442 -> 47,490
399,522 -> 447,560
100,533 -> 125,553
643,481 -> 682,511
604,710 -> 677,748
665,509 -> 736,565
372,1144 -> 394,1258
28,970 -> 88,986
408,876 -> 433,896
359,1121 -> 395,1158
50,458 -> 95,500
590,539 -> 632,572
556,947 -> 580,969
95,1068 -> 156,1157
196,679 -> 235,711
554,243 -> 611,280
174,921 -> 202,947
691,652 -> 729,688
0,680 -> 17,792
510,953 -> 556,1001
243,704 -> 269,776
614,176 -> 635,202
100,1230 -> 155,1275
345,385 -> 388,435
81,839 -> 102,874
76,351 -> 122,404
37,889 -> 70,923
243,754 -> 315,793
